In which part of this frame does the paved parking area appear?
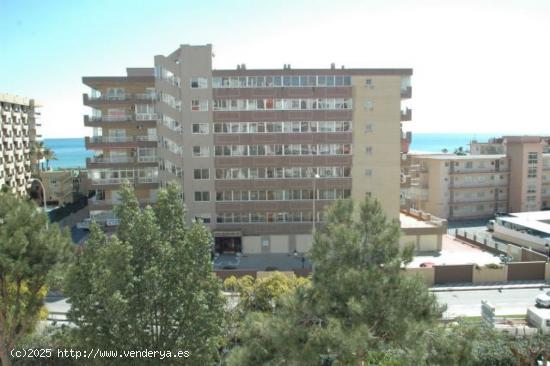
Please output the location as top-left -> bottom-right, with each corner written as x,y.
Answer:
408,235 -> 501,267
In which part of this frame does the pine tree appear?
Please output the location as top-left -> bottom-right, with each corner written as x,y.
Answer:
226,196 -> 444,365
65,183 -> 225,365
0,192 -> 72,366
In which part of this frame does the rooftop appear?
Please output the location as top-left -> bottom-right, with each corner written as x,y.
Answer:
410,153 -> 506,160
408,235 -> 501,267
498,211 -> 550,235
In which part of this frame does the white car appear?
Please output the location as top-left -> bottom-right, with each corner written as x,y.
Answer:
535,291 -> 550,307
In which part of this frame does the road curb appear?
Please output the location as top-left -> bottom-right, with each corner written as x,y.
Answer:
430,283 -> 550,292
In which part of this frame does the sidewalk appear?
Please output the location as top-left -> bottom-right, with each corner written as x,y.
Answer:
430,281 -> 549,292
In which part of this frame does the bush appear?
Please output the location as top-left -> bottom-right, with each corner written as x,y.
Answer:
485,263 -> 503,269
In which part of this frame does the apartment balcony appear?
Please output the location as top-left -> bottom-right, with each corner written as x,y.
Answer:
400,108 -> 412,121
450,168 -> 510,175
449,182 -> 508,190
400,86 -> 412,99
83,93 -> 157,106
86,155 -> 158,168
85,135 -> 157,149
90,177 -> 159,189
89,197 -> 154,210
83,114 -> 158,128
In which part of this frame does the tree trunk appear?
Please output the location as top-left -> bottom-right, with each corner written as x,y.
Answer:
0,343 -> 12,366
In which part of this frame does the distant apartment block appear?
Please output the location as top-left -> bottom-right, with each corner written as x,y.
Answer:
0,93 -> 38,195
83,44 -> 414,253
404,136 -> 550,220
82,68 -> 159,222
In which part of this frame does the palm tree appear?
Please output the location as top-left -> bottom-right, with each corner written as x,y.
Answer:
441,148 -> 449,153
42,147 -> 57,170
29,141 -> 45,172
454,146 -> 466,156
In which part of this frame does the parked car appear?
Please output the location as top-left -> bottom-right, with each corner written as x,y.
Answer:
487,219 -> 495,232
535,291 -> 550,308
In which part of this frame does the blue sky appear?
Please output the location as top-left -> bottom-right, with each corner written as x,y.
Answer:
1,0 -> 550,138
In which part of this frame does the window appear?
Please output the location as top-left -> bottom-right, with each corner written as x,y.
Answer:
364,100 -> 374,111
528,152 -> 538,164
527,196 -> 536,202
365,169 -> 373,177
193,146 -> 210,157
193,169 -> 209,180
191,100 -> 208,111
365,124 -> 373,133
194,214 -> 211,223
194,191 -> 210,201
190,77 -> 208,89
365,79 -> 373,88
192,123 -> 209,134
527,185 -> 537,194
365,146 -> 373,155
465,162 -> 473,169
528,166 -> 537,178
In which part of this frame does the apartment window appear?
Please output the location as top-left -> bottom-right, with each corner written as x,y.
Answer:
192,146 -> 210,157
192,123 -> 209,134
528,166 -> 537,178
364,100 -> 374,111
194,191 -> 210,202
528,152 -> 538,164
193,169 -> 209,180
365,169 -> 373,177
465,162 -> 473,169
527,196 -> 536,202
190,77 -> 208,89
365,146 -> 373,155
527,185 -> 537,194
365,124 -> 374,133
194,214 -> 211,223
191,100 -> 208,111
365,79 -> 373,88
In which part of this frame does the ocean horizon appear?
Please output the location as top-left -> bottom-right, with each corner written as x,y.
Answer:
43,133 -> 544,169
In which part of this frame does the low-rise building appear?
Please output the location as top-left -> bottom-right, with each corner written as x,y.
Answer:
404,136 -> 550,220
493,211 -> 550,253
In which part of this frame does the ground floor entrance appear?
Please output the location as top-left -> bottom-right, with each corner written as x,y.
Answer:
214,235 -> 242,254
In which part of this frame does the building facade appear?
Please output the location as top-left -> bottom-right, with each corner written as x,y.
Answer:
0,93 -> 38,195
404,136 -> 550,220
82,68 -> 159,223
154,44 -> 412,253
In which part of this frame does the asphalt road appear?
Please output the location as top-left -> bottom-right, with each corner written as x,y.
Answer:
435,288 -> 549,318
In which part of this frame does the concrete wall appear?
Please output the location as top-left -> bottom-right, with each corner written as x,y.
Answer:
242,236 -> 262,254
507,262 -> 546,281
472,266 -> 507,283
403,267 -> 435,286
546,263 -> 550,281
351,75 -> 402,220
434,264 -> 474,284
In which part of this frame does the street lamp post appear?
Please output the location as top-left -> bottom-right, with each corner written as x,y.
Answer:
312,173 -> 320,233
32,178 -> 48,229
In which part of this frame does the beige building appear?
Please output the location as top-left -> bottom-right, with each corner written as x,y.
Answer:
153,44 -> 413,253
37,169 -> 90,206
82,68 -> 159,223
0,93 -> 38,196
405,136 -> 550,220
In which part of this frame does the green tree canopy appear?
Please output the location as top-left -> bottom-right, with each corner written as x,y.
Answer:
226,196 -> 444,365
65,183 -> 225,365
0,192 -> 72,366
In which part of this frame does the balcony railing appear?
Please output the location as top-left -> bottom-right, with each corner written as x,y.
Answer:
88,113 -> 158,122
400,108 -> 412,121
87,93 -> 157,102
91,177 -> 159,186
88,156 -> 158,164
87,136 -> 157,144
400,86 -> 412,99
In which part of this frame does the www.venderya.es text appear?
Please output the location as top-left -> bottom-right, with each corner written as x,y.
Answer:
10,348 -> 190,360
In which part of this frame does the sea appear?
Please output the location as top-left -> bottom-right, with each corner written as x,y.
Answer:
42,133 -> 516,169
